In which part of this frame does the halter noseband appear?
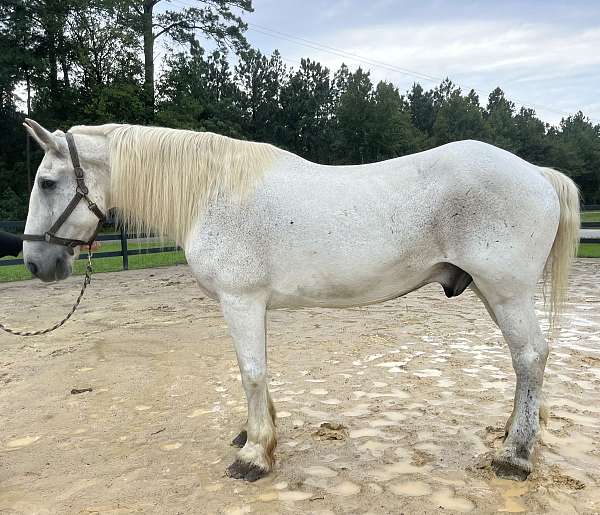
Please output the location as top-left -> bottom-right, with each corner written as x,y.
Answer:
23,132 -> 105,248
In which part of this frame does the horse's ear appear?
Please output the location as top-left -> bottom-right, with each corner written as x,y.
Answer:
23,118 -> 60,153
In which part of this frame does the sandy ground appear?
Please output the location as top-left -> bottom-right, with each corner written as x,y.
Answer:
0,260 -> 599,515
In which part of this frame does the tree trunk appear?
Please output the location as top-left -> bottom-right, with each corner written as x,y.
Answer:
58,30 -> 70,88
143,0 -> 155,121
48,31 -> 58,92
60,57 -> 70,88
26,74 -> 32,193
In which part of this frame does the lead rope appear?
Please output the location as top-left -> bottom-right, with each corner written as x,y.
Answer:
0,249 -> 94,337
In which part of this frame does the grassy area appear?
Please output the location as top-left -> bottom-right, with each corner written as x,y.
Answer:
0,240 -> 186,282
2,227 -> 599,283
0,251 -> 186,282
582,211 -> 600,222
578,243 -> 600,258
1,244 -> 598,283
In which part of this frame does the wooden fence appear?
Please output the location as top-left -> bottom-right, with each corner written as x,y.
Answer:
1,206 -> 599,269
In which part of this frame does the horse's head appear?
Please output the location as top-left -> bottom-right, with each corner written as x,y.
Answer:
23,119 -> 110,282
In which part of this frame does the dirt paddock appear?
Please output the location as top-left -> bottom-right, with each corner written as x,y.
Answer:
0,260 -> 599,514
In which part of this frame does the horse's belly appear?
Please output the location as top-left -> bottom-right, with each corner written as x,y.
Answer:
267,262 -> 436,309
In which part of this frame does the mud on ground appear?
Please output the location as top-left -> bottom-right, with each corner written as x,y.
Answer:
0,260 -> 599,514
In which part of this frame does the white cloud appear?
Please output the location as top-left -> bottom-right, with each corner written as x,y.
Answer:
249,17 -> 600,124
325,21 -> 600,80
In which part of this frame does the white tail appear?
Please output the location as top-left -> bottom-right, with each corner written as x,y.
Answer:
540,168 -> 580,332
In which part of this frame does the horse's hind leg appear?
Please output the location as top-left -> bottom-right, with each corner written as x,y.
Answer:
470,284 -> 499,325
476,287 -> 548,480
220,292 -> 276,481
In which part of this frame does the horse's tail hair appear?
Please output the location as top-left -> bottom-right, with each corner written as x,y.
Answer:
540,167 -> 580,333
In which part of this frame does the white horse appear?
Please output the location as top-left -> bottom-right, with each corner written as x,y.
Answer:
21,119 -> 579,482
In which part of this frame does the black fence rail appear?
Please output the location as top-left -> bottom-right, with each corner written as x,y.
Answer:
2,205 -> 599,269
580,204 -> 600,244
0,220 -> 181,269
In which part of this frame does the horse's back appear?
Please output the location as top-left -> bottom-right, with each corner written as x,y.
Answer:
185,140 -> 560,307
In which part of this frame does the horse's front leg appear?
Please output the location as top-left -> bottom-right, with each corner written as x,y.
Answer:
220,292 -> 276,482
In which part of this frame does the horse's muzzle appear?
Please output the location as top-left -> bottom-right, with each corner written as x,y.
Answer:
24,244 -> 73,282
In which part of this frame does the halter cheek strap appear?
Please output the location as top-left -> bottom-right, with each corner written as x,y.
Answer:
23,132 -> 105,248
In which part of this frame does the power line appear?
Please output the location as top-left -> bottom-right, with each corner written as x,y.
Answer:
167,0 -> 596,122
248,23 -> 443,85
246,23 -> 580,121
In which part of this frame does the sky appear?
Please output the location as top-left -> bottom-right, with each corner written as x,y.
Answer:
237,0 -> 600,125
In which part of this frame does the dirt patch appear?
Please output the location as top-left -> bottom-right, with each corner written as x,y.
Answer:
313,422 -> 348,441
547,465 -> 586,490
0,260 -> 599,514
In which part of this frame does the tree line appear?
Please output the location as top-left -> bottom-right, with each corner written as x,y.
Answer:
1,0 -> 599,219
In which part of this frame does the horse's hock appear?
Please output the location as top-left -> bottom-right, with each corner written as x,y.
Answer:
0,260 -> 598,514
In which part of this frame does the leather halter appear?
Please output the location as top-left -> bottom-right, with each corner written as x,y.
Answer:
23,132 -> 105,248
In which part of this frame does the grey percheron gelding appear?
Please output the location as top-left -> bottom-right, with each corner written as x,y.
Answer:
21,119 -> 579,482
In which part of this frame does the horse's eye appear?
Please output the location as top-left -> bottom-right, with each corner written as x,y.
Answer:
40,179 -> 56,190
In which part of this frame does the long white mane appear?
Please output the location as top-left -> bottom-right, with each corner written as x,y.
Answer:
89,125 -> 278,245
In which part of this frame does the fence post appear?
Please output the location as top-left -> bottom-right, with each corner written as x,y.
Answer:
120,225 -> 129,270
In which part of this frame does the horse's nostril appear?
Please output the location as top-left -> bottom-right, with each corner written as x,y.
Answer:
27,260 -> 39,276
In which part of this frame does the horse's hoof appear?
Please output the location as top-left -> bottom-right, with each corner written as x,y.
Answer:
492,451 -> 532,481
226,459 -> 268,482
231,430 -> 247,448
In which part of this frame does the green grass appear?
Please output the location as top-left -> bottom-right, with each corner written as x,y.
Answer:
1,236 -> 598,284
582,211 -> 600,222
578,243 -> 600,258
0,240 -> 186,282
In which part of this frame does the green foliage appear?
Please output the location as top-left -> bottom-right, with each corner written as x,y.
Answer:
485,87 -> 516,150
408,83 -> 435,136
279,58 -> 333,162
432,82 -> 489,145
369,81 -> 424,160
332,67 -> 374,163
113,0 -> 253,119
1,0 -> 599,215
546,113 -> 600,203
512,107 -> 551,164
156,44 -> 244,136
235,49 -> 286,143
149,0 -> 252,51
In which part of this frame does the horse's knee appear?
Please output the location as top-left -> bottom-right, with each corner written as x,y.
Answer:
241,370 -> 267,391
